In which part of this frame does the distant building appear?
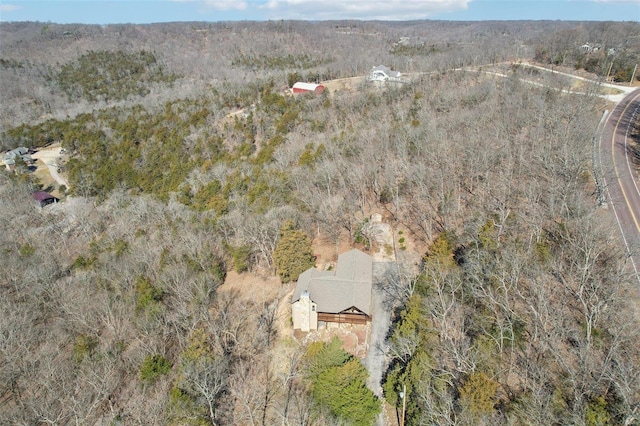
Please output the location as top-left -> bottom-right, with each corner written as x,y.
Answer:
369,65 -> 402,82
579,43 -> 592,53
291,249 -> 373,332
292,82 -> 325,95
580,43 -> 605,54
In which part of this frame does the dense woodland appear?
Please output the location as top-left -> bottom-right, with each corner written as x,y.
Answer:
1,20 -> 640,425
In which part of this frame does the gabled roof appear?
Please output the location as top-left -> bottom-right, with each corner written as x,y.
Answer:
2,151 -> 17,163
292,249 -> 373,315
371,65 -> 401,78
333,248 -> 373,282
3,147 -> 32,165
292,82 -> 323,91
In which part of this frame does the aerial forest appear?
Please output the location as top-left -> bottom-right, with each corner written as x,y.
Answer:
1,19 -> 639,425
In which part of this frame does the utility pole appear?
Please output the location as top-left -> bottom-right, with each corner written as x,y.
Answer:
606,59 -> 614,83
400,383 -> 406,426
630,64 -> 638,86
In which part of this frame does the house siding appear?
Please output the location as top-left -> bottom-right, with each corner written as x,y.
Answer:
292,292 -> 317,332
317,312 -> 369,325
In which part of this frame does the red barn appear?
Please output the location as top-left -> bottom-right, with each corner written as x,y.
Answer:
292,82 -> 325,95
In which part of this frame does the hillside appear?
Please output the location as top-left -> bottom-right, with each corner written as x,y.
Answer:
1,20 -> 640,425
4,19 -> 639,134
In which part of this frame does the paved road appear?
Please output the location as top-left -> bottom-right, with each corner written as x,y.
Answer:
599,88 -> 640,279
521,62 -> 637,102
365,261 -> 397,426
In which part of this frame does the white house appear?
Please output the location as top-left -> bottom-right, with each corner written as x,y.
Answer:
369,65 -> 402,82
579,43 -> 593,53
2,147 -> 33,171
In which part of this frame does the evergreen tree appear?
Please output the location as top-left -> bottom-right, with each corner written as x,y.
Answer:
272,220 -> 315,283
305,338 -> 381,426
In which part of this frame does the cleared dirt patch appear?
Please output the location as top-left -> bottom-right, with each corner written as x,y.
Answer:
30,143 -> 67,197
321,76 -> 367,94
219,269 -> 282,301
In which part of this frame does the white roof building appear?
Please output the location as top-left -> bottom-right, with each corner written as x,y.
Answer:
369,65 -> 402,82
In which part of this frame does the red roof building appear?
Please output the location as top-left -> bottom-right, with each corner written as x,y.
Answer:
32,191 -> 58,207
292,82 -> 325,95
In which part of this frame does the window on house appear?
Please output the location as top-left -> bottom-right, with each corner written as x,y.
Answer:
312,305 -> 316,312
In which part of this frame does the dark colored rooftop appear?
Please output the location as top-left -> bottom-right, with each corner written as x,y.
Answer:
292,249 -> 373,315
33,191 -> 56,202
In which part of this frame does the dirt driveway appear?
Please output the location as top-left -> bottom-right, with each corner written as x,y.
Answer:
321,76 -> 367,94
31,143 -> 68,196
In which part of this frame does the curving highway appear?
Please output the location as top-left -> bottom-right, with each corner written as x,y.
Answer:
599,88 -> 640,280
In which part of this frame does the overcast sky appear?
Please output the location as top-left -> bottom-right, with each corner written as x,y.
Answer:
0,0 -> 638,24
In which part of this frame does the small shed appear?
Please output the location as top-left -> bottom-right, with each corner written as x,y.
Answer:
33,191 -> 59,207
292,82 -> 325,95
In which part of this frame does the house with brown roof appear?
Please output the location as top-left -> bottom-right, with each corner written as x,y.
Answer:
292,249 -> 373,332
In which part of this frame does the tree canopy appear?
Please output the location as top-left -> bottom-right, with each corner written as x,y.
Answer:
273,220 -> 316,283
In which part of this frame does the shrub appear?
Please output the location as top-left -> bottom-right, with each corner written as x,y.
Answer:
71,255 -> 97,270
73,334 -> 98,363
112,239 -> 129,257
140,354 -> 171,383
585,396 -> 610,426
19,243 -> 35,257
458,372 -> 498,416
135,276 -> 163,313
226,244 -> 252,273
